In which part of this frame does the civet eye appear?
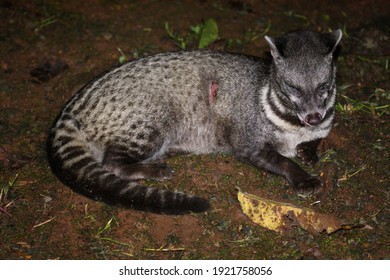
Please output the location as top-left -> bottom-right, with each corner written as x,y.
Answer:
284,82 -> 301,95
320,83 -> 330,91
317,83 -> 329,96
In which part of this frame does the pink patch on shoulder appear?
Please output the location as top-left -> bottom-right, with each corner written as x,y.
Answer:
209,80 -> 218,103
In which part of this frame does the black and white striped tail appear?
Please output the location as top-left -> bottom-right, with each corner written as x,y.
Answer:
46,118 -> 210,215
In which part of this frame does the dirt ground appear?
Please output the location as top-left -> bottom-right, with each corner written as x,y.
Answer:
0,0 -> 389,259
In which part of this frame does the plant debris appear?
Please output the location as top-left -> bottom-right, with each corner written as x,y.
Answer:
237,189 -> 361,235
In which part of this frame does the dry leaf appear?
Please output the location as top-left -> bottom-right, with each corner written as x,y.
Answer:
237,189 -> 343,235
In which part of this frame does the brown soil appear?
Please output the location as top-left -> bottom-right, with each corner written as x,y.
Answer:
0,0 -> 389,259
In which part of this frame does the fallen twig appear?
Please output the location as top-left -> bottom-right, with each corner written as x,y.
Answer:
144,245 -> 186,252
33,216 -> 56,228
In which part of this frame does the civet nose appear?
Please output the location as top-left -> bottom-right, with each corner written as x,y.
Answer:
305,112 -> 322,126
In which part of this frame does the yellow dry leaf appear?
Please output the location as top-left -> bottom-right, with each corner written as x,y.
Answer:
237,190 -> 342,235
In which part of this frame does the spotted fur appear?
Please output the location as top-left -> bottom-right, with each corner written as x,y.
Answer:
47,30 -> 342,214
